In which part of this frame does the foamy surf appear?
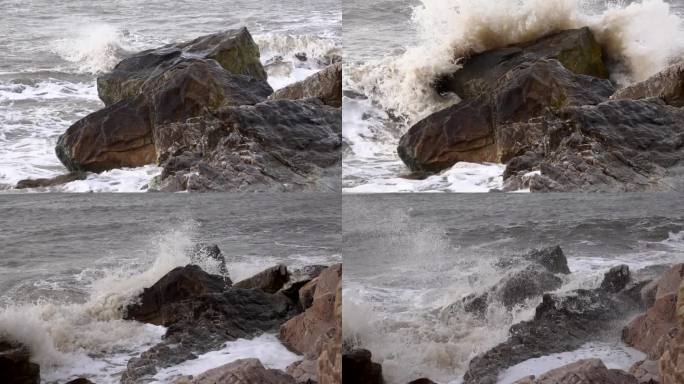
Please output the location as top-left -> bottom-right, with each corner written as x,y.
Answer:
151,334 -> 301,383
343,0 -> 684,193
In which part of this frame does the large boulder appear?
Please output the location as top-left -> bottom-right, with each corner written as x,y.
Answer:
234,264 -> 289,293
279,265 -> 328,304
57,59 -> 271,173
435,27 -> 608,99
141,58 -> 272,126
97,28 -> 267,106
0,340 -> 40,384
463,272 -> 644,384
601,265 -> 631,293
496,267 -> 563,308
612,62 -> 684,107
658,281 -> 684,384
122,288 -> 298,383
172,358 -> 296,384
281,264 -> 342,384
124,264 -> 229,326
55,97 -> 155,172
398,59 -> 613,172
152,99 -> 341,192
270,63 -> 342,107
512,359 -> 637,384
342,349 -> 383,384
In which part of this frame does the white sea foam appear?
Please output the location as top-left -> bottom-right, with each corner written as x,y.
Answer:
52,23 -> 140,75
343,0 -> 684,192
498,342 -> 646,383
0,223 -> 222,383
151,334 -> 301,383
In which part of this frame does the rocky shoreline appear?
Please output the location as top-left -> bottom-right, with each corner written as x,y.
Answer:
345,247 -> 684,384
397,27 -> 684,192
16,27 -> 342,192
1,245 -> 341,384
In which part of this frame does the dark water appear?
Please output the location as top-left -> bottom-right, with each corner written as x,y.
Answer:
343,193 -> 684,383
0,193 -> 341,305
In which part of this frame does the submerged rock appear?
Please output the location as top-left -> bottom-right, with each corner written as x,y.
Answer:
97,27 -> 267,106
15,172 -> 86,189
270,63 -> 342,107
512,358 -> 637,384
612,62 -> 684,107
342,349 -> 383,384
0,340 -> 40,384
172,358 -> 296,384
435,27 -> 608,99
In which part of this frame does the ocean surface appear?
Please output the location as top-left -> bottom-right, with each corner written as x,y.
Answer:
343,194 -> 684,383
0,0 -> 341,192
342,0 -> 684,192
0,193 -> 341,383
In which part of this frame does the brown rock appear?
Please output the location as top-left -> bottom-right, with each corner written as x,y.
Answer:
98,28 -> 267,106
15,172 -> 87,189
612,62 -> 684,107
398,59 -> 613,172
281,264 -> 342,383
270,63 -> 342,107
280,264 -> 341,355
234,264 -> 289,293
658,281 -> 684,384
624,293 -> 678,356
124,264 -> 229,325
513,358 -> 637,384
436,27 -> 608,100
0,340 -> 40,384
629,359 -> 660,384
655,264 -> 684,299
172,358 -> 296,384
55,97 -> 155,173
299,278 -> 319,310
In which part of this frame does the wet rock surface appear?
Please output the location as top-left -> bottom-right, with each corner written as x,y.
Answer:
281,264 -> 342,383
151,99 -> 341,192
97,28 -> 267,106
342,349 -> 383,384
435,27 -> 608,99
234,264 -> 290,293
463,265 -> 645,384
120,263 -> 305,383
398,27 -> 684,191
512,358 -> 638,384
270,63 -> 342,107
612,62 -> 684,107
172,358 -> 296,384
0,340 -> 40,384
15,172 -> 87,189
